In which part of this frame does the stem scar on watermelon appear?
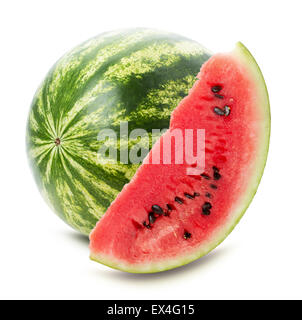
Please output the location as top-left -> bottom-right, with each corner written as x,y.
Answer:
89,42 -> 270,273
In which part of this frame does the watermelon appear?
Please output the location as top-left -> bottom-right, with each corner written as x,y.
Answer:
26,29 -> 211,235
89,43 -> 270,273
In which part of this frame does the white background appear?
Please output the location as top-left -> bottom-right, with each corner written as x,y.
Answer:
0,0 -> 301,300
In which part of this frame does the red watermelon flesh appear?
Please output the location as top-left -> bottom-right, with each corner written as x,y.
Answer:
89,43 -> 270,273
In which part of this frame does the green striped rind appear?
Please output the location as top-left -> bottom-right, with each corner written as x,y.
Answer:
90,42 -> 271,273
26,29 -> 211,235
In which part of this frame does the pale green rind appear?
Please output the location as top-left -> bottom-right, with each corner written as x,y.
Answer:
90,42 -> 271,273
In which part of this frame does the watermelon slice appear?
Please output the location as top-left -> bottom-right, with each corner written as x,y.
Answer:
89,42 -> 270,273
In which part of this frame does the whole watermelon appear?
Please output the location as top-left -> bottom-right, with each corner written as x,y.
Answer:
26,28 -> 211,235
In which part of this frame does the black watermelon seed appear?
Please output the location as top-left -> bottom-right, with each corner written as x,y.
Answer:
143,221 -> 151,229
202,202 -> 212,210
224,105 -> 231,116
175,197 -> 184,204
166,204 -> 173,211
210,184 -> 218,189
211,85 -> 222,93
184,193 -> 194,199
152,205 -> 164,215
148,212 -> 156,224
184,231 -> 192,240
202,202 -> 212,215
202,209 -> 211,216
205,192 -> 212,198
213,166 -> 219,172
214,93 -> 224,99
213,107 -> 225,116
194,192 -> 200,197
201,173 -> 210,180
214,172 -> 221,180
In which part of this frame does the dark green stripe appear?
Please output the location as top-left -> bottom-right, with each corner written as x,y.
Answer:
63,146 -> 130,192
28,98 -> 54,141
59,150 -> 116,213
57,152 -> 99,229
48,33 -> 203,130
